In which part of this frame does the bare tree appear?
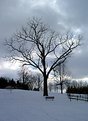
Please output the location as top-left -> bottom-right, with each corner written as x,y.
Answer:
35,73 -> 43,91
6,17 -> 81,96
53,60 -> 71,94
18,66 -> 29,84
18,66 -> 37,90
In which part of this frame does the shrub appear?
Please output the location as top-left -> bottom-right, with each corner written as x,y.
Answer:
66,86 -> 88,94
0,77 -> 8,88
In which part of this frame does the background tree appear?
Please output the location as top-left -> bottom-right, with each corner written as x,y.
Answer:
66,80 -> 88,94
18,66 -> 30,84
18,65 -> 43,90
18,66 -> 36,90
0,77 -> 8,88
6,17 -> 81,96
53,60 -> 71,94
33,73 -> 43,91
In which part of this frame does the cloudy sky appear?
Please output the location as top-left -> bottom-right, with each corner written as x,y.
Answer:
0,0 -> 88,80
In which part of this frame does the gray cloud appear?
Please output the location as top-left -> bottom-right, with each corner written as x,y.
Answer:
56,0 -> 88,27
0,0 -> 88,79
67,49 -> 88,78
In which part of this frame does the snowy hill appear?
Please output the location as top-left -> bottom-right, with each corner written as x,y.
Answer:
0,89 -> 88,121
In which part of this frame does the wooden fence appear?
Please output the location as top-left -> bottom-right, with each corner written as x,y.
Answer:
67,93 -> 88,102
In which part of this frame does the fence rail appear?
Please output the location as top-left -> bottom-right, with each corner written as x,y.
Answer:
67,93 -> 88,102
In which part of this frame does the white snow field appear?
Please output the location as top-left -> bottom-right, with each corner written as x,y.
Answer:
0,89 -> 88,121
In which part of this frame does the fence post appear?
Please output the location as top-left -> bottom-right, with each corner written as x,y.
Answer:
67,93 -> 71,101
87,95 -> 88,102
77,95 -> 78,101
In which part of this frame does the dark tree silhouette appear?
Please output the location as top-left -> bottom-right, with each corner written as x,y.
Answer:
6,17 -> 81,96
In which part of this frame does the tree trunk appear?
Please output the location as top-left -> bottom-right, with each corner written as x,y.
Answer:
61,82 -> 63,94
60,75 -> 63,94
43,76 -> 48,96
23,72 -> 25,84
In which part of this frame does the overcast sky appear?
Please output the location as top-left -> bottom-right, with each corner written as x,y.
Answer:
0,0 -> 88,80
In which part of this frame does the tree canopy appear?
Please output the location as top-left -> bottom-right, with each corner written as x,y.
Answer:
6,17 -> 82,96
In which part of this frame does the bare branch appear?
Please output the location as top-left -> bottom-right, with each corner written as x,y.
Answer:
5,17 -> 81,96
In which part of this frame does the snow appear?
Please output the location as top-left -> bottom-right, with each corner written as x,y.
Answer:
0,89 -> 88,121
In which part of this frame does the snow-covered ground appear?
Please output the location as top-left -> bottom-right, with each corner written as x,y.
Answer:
0,89 -> 88,121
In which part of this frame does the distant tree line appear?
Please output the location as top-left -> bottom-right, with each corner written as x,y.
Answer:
0,77 -> 29,90
0,76 -> 42,91
66,80 -> 88,94
18,66 -> 43,91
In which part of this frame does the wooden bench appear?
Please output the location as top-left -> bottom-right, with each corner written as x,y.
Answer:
45,96 -> 54,101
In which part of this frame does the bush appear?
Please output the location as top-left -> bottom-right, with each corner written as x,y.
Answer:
16,81 -> 29,90
33,88 -> 39,91
66,86 -> 88,94
0,77 -> 8,88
